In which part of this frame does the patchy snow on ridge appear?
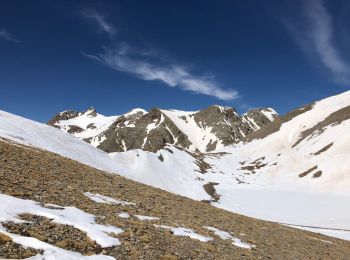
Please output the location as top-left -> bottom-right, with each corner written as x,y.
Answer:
161,109 -> 223,152
55,110 -> 119,141
52,108 -> 148,148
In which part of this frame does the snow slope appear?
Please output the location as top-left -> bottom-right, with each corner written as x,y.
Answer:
209,90 -> 350,193
108,148 -> 210,200
204,90 -> 350,239
0,110 -> 119,173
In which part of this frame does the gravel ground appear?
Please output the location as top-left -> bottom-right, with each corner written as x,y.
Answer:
0,138 -> 350,259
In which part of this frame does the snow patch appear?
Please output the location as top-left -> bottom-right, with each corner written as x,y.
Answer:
116,212 -> 130,219
134,215 -> 159,221
204,226 -> 255,249
261,108 -> 278,121
0,225 -> 116,260
0,193 -> 122,247
154,225 -> 212,242
84,192 -> 136,206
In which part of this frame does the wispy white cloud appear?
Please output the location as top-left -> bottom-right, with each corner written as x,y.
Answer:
81,9 -> 238,100
0,28 -> 20,43
304,0 -> 350,84
84,46 -> 239,100
286,0 -> 350,85
81,8 -> 116,37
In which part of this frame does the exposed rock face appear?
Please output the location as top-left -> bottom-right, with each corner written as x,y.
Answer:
192,106 -> 278,150
66,125 -> 84,134
47,110 -> 80,128
85,106 -> 97,117
193,106 -> 242,150
48,105 -> 278,152
94,108 -> 192,153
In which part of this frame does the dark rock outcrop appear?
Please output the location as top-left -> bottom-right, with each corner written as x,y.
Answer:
47,110 -> 80,127
96,109 -> 192,153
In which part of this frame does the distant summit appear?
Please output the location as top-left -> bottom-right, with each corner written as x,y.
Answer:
48,105 -> 278,152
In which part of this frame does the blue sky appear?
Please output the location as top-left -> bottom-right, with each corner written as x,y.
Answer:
1,0 -> 350,122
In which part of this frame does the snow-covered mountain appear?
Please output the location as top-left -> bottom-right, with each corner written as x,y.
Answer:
1,90 -> 350,241
48,105 -> 278,152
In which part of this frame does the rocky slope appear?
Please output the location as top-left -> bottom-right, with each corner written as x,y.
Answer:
1,138 -> 350,259
48,105 -> 278,152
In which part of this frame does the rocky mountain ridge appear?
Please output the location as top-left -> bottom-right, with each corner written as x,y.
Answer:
48,105 -> 278,152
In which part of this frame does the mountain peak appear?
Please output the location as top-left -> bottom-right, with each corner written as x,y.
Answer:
85,106 -> 97,117
211,104 -> 233,111
47,109 -> 80,127
124,108 -> 147,117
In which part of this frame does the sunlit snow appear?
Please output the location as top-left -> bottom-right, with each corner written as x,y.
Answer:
154,225 -> 212,242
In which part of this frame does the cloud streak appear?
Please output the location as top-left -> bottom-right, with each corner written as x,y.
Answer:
0,28 -> 20,43
84,46 -> 239,100
304,0 -> 350,84
81,8 -> 116,37
82,9 -> 238,100
286,0 -> 350,85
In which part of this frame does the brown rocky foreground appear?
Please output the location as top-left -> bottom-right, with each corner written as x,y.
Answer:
0,138 -> 350,259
